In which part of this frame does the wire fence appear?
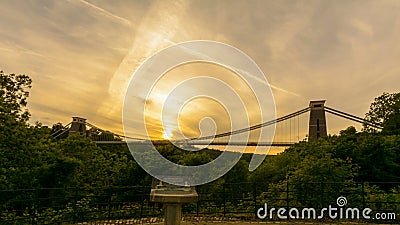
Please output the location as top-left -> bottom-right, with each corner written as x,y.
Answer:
1,181 -> 399,224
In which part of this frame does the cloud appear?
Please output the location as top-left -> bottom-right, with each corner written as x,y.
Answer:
73,0 -> 132,26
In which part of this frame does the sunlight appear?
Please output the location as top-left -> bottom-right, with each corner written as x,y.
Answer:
162,127 -> 173,139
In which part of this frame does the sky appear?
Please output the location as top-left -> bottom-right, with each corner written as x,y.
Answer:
0,0 -> 399,153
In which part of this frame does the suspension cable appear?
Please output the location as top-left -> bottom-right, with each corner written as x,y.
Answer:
85,122 -> 165,141
324,106 -> 382,129
190,107 -> 310,141
51,122 -> 72,138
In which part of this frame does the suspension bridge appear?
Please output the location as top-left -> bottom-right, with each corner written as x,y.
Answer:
50,100 -> 381,147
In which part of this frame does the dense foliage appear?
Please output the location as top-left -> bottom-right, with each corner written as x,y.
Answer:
0,70 -> 31,124
364,92 -> 400,134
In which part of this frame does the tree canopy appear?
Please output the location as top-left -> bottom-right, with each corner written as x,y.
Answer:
365,92 -> 400,135
0,70 -> 32,124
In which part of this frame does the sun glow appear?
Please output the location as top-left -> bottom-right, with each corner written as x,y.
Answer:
162,127 -> 174,139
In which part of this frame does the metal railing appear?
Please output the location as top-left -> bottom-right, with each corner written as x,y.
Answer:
1,182 -> 399,224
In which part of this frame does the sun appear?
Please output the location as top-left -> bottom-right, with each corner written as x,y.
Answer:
162,127 -> 173,139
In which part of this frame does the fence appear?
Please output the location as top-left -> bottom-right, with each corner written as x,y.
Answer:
1,181 -> 399,224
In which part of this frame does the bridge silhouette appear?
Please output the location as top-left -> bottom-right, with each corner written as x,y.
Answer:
50,100 -> 381,147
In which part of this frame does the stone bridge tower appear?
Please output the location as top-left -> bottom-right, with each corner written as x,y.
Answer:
69,117 -> 86,135
308,100 -> 327,141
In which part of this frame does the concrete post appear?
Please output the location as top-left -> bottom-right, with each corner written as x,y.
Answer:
164,203 -> 182,225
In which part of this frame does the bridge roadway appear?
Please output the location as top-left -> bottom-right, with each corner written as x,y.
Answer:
94,140 -> 295,147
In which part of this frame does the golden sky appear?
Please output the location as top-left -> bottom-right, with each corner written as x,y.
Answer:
1,0 -> 399,153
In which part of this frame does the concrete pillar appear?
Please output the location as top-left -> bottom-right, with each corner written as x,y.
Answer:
308,100 -> 327,141
164,203 -> 182,225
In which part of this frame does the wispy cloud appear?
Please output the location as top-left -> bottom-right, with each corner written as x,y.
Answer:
74,0 -> 132,26
0,41 -> 47,58
269,84 -> 302,97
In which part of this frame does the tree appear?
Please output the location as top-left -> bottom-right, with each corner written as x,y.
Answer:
364,92 -> 400,134
382,112 -> 400,135
0,70 -> 32,124
0,70 -> 78,189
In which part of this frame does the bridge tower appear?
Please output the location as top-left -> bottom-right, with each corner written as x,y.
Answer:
69,117 -> 86,135
308,100 -> 327,141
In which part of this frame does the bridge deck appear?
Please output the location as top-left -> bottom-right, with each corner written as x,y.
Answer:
94,141 -> 295,147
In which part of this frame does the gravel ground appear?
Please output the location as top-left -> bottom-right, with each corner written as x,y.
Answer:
76,219 -> 391,225
76,223 -> 391,225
